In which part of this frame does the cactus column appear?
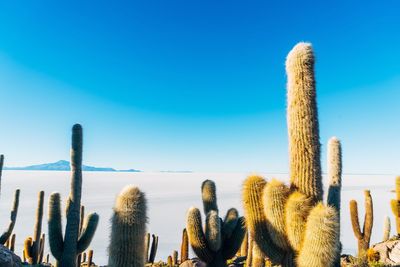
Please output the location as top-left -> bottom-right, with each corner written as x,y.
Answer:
349,190 -> 373,256
391,176 -> 400,236
48,124 -> 99,267
242,43 -> 340,267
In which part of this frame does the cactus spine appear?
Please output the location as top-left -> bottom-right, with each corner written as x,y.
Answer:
48,124 -> 99,266
186,180 -> 246,267
391,176 -> 400,236
180,228 -> 189,263
242,43 -> 340,267
108,185 -> 147,267
25,191 -> 45,264
383,216 -> 391,241
349,190 -> 373,255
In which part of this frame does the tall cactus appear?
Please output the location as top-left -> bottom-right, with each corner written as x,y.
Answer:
350,190 -> 373,256
48,124 -> 99,266
391,176 -> 400,236
0,154 -> 21,245
186,180 -> 246,267
25,191 -> 45,264
242,43 -> 340,267
108,185 -> 148,267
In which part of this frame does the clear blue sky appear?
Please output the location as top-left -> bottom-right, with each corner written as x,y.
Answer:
0,1 -> 399,173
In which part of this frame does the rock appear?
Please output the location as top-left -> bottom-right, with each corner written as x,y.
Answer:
0,245 -> 22,267
372,238 -> 400,266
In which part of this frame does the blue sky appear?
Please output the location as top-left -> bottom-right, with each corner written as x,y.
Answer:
0,1 -> 399,173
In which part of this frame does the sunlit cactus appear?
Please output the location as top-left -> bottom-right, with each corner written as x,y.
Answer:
180,228 -> 189,263
349,190 -> 373,255
391,176 -> 400,236
48,124 -> 99,266
242,43 -> 340,267
25,191 -> 45,264
186,180 -> 246,267
145,233 -> 159,264
0,189 -> 20,245
108,185 -> 147,267
383,216 -> 391,241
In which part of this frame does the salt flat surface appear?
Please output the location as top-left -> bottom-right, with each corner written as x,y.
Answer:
0,171 -> 396,265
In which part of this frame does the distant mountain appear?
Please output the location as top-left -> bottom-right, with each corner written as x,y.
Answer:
4,160 -> 141,172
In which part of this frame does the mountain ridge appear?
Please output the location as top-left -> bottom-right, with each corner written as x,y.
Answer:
4,160 -> 141,172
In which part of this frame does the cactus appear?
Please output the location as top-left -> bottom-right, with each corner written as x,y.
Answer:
251,243 -> 265,267
349,190 -> 373,255
186,180 -> 246,267
108,185 -> 148,267
391,176 -> 400,236
383,216 -> 391,241
172,250 -> 178,266
239,231 -> 248,257
145,233 -> 159,264
180,228 -> 189,263
24,191 -> 45,264
167,255 -> 173,267
0,155 -> 21,245
87,249 -> 93,266
48,124 -> 99,266
242,43 -> 340,267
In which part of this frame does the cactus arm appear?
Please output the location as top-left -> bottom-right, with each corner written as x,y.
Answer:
24,237 -> 34,263
222,216 -> 246,260
363,190 -> 373,243
186,207 -> 214,262
205,210 -> 222,252
149,234 -> 158,263
263,179 -> 291,250
39,233 -> 45,263
201,180 -> 218,214
0,189 -> 20,244
222,208 -> 239,239
242,175 -> 285,264
77,212 -> 99,253
144,232 -> 151,262
286,42 -> 323,202
180,228 -> 189,263
48,192 -> 64,261
285,191 -> 313,251
297,204 -> 340,267
349,200 -> 363,240
327,137 -> 342,212
240,231 -> 248,257
391,177 -> 400,235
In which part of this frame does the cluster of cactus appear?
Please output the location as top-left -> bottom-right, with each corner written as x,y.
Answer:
349,190 -> 374,256
48,124 -> 99,267
186,179 -> 246,267
0,154 -> 21,245
242,43 -> 341,267
108,185 -> 148,267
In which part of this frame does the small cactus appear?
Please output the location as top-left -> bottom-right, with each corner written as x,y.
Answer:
350,190 -> 373,255
180,228 -> 189,263
108,185 -> 148,267
186,180 -> 246,267
383,216 -> 391,242
48,124 -> 99,266
391,176 -> 400,236
145,233 -> 159,264
25,191 -> 45,264
172,250 -> 178,266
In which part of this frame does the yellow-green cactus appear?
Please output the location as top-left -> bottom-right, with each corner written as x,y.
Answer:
242,43 -> 340,267
25,191 -> 45,264
391,176 -> 400,235
350,190 -> 373,255
180,228 -> 189,263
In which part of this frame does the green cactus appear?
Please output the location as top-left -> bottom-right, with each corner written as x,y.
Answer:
108,185 -> 148,267
186,180 -> 246,267
242,43 -> 340,267
25,191 -> 45,264
48,124 -> 99,267
350,190 -> 373,256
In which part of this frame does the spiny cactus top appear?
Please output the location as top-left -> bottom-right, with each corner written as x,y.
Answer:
286,42 -> 322,202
